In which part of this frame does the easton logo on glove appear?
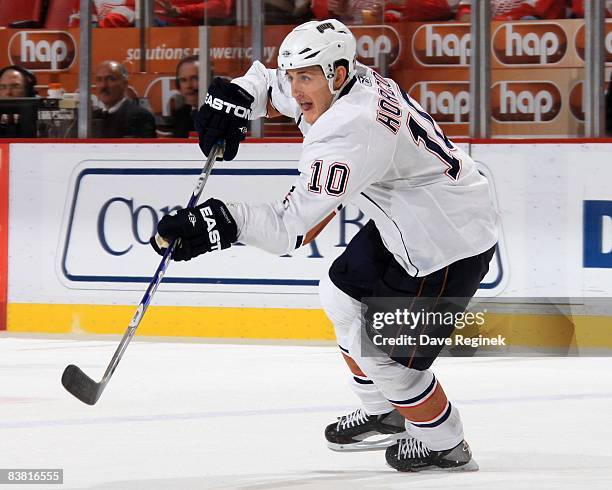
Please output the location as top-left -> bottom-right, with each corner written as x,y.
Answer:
188,211 -> 197,227
201,205 -> 222,251
150,198 -> 238,261
196,77 -> 255,161
204,95 -> 252,119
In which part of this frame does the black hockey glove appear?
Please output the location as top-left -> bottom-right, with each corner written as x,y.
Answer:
195,77 -> 254,161
150,198 -> 238,261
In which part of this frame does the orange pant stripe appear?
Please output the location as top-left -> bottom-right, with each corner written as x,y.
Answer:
304,211 -> 336,245
341,352 -> 367,378
392,382 -> 448,423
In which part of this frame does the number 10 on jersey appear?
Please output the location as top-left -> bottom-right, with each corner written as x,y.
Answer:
308,160 -> 350,196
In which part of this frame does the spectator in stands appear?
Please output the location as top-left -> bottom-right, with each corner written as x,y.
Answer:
92,61 -> 156,138
572,0 -> 612,17
310,1 -> 461,23
265,1 -> 312,24
171,55 -> 199,138
399,0 -> 464,21
457,0 -> 568,21
69,0 -> 136,28
0,65 -> 37,98
154,0 -> 234,26
492,0 -> 568,19
311,0 -> 384,23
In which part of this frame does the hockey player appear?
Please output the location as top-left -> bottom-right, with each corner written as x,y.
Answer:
457,0 -> 568,20
150,19 -> 498,472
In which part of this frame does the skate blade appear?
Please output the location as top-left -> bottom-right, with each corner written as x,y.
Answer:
327,432 -> 406,452
432,458 -> 479,472
392,458 -> 480,473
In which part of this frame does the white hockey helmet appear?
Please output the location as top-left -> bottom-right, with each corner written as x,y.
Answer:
277,19 -> 357,94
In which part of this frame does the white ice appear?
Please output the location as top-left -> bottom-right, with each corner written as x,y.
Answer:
1,335 -> 611,489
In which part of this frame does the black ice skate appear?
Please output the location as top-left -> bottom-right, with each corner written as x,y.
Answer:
385,437 -> 479,472
325,408 -> 406,452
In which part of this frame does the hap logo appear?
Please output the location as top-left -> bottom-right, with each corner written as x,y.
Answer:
144,77 -> 179,118
584,200 -> 612,268
412,24 -> 471,66
8,31 -> 76,71
492,81 -> 561,122
569,81 -> 584,122
352,26 -> 401,68
492,23 -> 566,65
408,81 -> 470,123
574,23 -> 612,63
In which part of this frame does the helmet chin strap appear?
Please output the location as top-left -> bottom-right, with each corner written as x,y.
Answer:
325,71 -> 337,94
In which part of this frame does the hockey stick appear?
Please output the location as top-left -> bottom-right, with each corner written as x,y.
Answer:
61,143 -> 224,405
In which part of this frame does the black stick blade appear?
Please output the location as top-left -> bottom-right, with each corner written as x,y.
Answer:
61,364 -> 103,405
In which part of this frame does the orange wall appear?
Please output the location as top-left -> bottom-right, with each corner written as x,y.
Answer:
0,21 -> 610,138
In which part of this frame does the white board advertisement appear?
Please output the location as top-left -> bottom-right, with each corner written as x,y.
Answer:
471,142 -> 612,298
20,141 -> 612,310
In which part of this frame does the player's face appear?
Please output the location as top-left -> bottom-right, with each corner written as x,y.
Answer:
95,62 -> 127,108
177,61 -> 199,107
0,70 -> 27,98
286,67 -> 333,124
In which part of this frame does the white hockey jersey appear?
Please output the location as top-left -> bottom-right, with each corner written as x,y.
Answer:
228,61 -> 499,277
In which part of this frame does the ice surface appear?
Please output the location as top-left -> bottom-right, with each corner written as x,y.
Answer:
1,336 -> 611,489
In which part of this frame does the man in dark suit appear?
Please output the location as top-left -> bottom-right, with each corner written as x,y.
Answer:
172,55 -> 199,138
92,60 -> 156,138
0,65 -> 37,98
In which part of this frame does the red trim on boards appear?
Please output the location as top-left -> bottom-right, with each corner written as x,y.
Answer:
2,137 -> 612,145
466,138 -> 612,144
0,137 -> 304,144
0,144 -> 8,330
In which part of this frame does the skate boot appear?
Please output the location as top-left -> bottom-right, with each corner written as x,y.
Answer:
385,437 -> 479,472
325,408 -> 406,452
